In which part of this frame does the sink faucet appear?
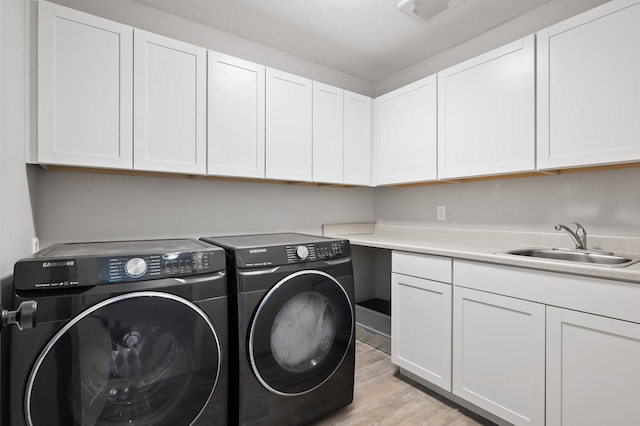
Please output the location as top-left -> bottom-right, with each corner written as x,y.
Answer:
554,222 -> 587,250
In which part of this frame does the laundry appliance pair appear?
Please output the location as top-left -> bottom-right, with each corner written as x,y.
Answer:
3,233 -> 356,426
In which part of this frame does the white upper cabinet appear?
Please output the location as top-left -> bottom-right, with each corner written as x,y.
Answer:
38,1 -> 133,169
208,52 -> 265,178
133,30 -> 206,174
374,75 -> 437,185
438,36 -> 535,179
537,0 -> 640,169
312,82 -> 344,184
343,91 -> 372,186
265,68 -> 313,182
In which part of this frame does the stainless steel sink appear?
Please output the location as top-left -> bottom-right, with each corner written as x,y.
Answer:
499,248 -> 640,267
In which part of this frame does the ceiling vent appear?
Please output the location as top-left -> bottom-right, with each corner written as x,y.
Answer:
397,0 -> 467,23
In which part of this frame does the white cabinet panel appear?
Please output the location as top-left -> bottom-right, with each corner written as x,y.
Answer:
391,252 -> 452,391
265,68 -> 312,182
312,82 -> 344,184
392,273 -> 452,391
547,307 -> 640,426
38,1 -> 133,168
374,75 -> 437,185
453,287 -> 545,426
134,30 -> 206,174
343,91 -> 372,186
438,36 -> 535,179
208,52 -> 265,178
537,0 -> 640,169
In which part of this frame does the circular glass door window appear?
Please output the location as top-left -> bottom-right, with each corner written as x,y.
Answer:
270,291 -> 336,373
249,270 -> 353,395
25,292 -> 221,426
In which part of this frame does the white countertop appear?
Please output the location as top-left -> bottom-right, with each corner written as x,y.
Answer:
323,223 -> 640,284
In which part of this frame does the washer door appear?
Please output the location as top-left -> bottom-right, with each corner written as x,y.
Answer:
249,270 -> 353,396
25,292 -> 221,426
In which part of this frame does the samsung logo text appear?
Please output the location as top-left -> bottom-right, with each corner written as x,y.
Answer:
42,260 -> 75,268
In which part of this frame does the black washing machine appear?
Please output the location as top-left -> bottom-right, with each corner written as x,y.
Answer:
3,239 -> 228,426
201,233 -> 355,425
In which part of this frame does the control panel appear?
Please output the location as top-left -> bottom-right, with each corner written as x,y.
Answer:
286,241 -> 346,264
100,251 -> 214,284
13,249 -> 223,291
235,239 -> 350,268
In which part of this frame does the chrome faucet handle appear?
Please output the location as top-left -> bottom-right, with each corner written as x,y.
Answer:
572,222 -> 587,249
572,222 -> 585,233
554,223 -> 587,250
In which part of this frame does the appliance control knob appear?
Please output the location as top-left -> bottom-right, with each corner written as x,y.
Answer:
295,245 -> 309,260
125,257 -> 147,277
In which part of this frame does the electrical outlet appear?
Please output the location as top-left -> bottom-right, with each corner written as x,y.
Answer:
437,205 -> 446,221
32,237 -> 40,253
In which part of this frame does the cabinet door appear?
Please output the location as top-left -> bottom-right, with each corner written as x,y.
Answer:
392,273 -> 452,391
453,287 -> 545,426
438,36 -> 535,179
208,52 -> 265,178
343,91 -> 372,186
312,82 -> 344,184
547,306 -> 640,426
537,0 -> 640,169
134,30 -> 206,174
265,68 -> 312,182
38,1 -> 133,168
374,75 -> 437,185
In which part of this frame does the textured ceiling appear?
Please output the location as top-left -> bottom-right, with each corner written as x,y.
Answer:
132,0 -> 554,82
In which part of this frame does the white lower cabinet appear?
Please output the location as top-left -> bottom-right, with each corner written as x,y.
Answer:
453,287 -> 545,426
392,273 -> 452,391
391,252 -> 453,391
546,306 -> 640,426
390,256 -> 640,426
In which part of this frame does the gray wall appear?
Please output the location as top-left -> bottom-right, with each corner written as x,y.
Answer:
1,0 -> 38,415
1,0 -> 37,284
375,167 -> 640,237
34,169 -> 375,247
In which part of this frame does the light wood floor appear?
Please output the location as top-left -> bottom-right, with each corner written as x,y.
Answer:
312,341 -> 497,426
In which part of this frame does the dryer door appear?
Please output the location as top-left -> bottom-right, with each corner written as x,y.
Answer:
249,270 -> 354,395
25,291 -> 221,426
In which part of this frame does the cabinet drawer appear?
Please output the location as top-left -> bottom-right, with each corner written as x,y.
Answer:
392,251 -> 452,283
